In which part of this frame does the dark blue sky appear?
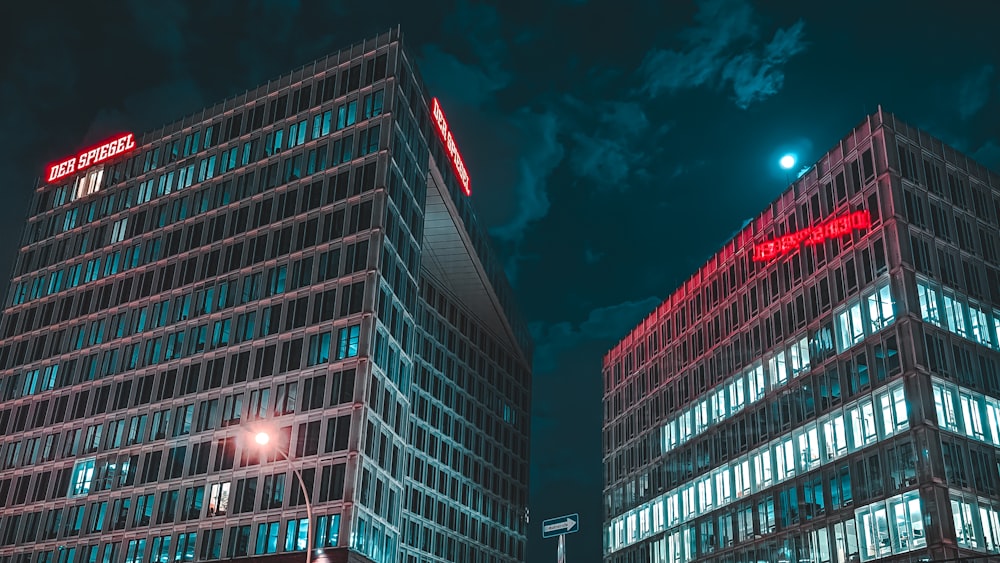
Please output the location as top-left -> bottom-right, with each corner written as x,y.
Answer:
2,1 -> 999,561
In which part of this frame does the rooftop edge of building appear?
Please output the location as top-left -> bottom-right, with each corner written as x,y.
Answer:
602,107 -> 1000,370
28,25 -> 534,365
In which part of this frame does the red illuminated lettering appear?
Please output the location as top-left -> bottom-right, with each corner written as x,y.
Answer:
430,98 -> 471,196
753,210 -> 871,262
46,132 -> 137,184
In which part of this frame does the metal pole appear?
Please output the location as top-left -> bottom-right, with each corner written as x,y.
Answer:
557,534 -> 565,563
275,447 -> 314,563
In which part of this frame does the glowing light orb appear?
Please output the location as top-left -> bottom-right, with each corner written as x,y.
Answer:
779,154 -> 796,170
254,432 -> 270,445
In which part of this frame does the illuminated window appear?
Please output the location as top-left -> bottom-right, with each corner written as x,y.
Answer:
734,459 -> 751,498
866,284 -> 894,332
981,505 -> 1000,553
768,351 -> 788,387
943,293 -> 968,338
961,393 -> 985,440
934,382 -> 960,432
255,521 -> 280,554
953,497 -> 978,549
316,513 -> 341,547
969,304 -> 992,347
753,447 -> 773,489
728,377 -> 744,415
789,336 -> 811,377
837,302 -> 865,351
774,437 -> 795,481
69,459 -> 96,496
877,384 -> 908,437
986,399 -> 1000,446
747,363 -> 765,402
74,167 -> 104,200
208,482 -> 230,516
849,399 -> 878,449
823,413 -> 848,460
336,325 -> 361,359
124,539 -> 146,563
797,424 -> 821,471
285,518 -> 309,551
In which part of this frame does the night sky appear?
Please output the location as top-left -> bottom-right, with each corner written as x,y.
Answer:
3,2 -> 1000,561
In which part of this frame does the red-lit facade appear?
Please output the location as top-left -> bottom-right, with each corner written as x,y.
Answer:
0,28 -> 531,563
603,109 -> 1000,563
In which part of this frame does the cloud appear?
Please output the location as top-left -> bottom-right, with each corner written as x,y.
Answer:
639,0 -> 806,108
418,44 -> 510,107
564,98 -> 653,188
531,297 -> 662,374
584,247 -> 604,265
126,0 -> 189,59
973,140 -> 1000,170
491,109 -> 565,243
721,20 -> 807,109
958,64 -> 995,119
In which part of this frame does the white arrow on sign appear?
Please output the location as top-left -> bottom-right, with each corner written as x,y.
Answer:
543,517 -> 577,534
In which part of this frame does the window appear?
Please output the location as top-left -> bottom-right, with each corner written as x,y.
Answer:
255,521 -> 280,554
208,482 -> 231,516
943,293 -> 968,338
69,459 -> 95,496
877,384 -> 908,437
837,302 -> 865,352
317,513 -> 341,547
286,518 -> 309,551
849,399 -> 878,449
934,382 -> 960,432
953,496 -> 978,549
337,325 -> 361,359
866,284 -> 894,332
856,492 -> 925,561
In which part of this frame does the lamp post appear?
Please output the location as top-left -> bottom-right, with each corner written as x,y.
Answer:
255,431 -> 314,563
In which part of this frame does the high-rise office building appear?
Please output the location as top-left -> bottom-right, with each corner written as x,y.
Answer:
602,109 -> 1000,562
0,28 -> 531,563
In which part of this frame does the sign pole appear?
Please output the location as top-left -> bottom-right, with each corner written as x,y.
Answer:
557,534 -> 566,563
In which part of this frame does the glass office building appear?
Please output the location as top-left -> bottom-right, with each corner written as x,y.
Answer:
0,28 -> 531,563
602,109 -> 1000,562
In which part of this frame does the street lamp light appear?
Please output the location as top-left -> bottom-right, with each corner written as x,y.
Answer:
254,430 -> 314,563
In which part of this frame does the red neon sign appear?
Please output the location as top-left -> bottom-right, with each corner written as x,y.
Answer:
430,98 -> 471,196
47,132 -> 137,183
753,210 -> 871,262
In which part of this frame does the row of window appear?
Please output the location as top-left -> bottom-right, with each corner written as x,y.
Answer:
952,492 -> 1000,554
934,378 -> 1000,449
0,514 -> 341,563
1,234 -> 369,373
918,278 -> 1000,350
13,166 -> 376,310
854,491 -> 926,561
616,282 -> 894,499
606,382 -> 908,553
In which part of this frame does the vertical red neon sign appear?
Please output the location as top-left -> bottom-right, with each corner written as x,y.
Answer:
753,210 -> 871,261
430,98 -> 471,196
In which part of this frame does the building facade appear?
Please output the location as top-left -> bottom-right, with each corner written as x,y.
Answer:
0,28 -> 531,563
602,109 -> 1000,562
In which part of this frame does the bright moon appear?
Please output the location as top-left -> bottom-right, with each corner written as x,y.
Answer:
779,154 -> 796,169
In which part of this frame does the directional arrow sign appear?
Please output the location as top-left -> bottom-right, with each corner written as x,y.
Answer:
542,513 -> 580,538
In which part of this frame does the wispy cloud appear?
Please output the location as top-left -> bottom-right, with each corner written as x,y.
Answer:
639,0 -> 806,109
958,64 -> 995,119
563,98 -> 654,188
531,297 -> 662,374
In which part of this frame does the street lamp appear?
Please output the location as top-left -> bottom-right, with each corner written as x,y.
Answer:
254,431 -> 314,563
